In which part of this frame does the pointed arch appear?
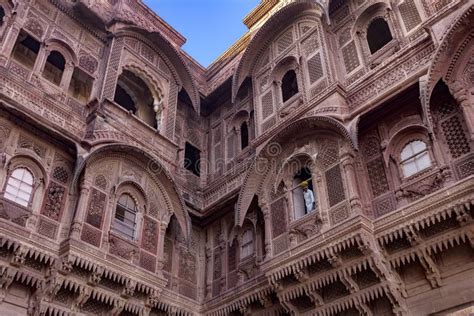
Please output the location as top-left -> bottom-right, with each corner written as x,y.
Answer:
235,115 -> 354,226
232,0 -> 324,102
117,28 -> 201,113
422,4 -> 474,127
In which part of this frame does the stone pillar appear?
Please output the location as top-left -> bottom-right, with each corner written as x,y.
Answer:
273,80 -> 282,108
340,147 -> 363,216
449,80 -> 474,140
60,61 -> 74,91
259,201 -> 273,261
0,22 -> 20,66
156,221 -> 167,276
70,180 -> 91,239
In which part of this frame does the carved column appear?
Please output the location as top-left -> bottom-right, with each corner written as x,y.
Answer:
70,180 -> 91,239
340,147 -> 363,215
259,200 -> 273,261
60,60 -> 74,91
449,80 -> 474,140
156,221 -> 167,276
0,21 -> 20,66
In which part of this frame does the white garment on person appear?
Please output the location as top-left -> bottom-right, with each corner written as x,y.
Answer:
303,189 -> 315,213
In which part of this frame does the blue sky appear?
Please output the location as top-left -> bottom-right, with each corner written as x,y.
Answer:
143,0 -> 260,67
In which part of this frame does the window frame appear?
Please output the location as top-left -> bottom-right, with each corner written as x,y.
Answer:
3,167 -> 34,207
240,228 -> 254,259
399,140 -> 432,178
112,193 -> 139,241
366,16 -> 393,55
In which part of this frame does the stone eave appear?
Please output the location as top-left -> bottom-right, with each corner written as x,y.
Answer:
374,175 -> 474,242
243,0 -> 279,29
262,216 -> 373,283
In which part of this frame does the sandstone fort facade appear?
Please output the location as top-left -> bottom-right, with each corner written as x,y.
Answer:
0,0 -> 473,315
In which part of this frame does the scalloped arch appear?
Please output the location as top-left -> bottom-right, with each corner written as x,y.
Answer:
71,143 -> 190,240
117,29 -> 200,113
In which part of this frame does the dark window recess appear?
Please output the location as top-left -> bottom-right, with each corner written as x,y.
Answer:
367,18 -> 393,54
68,67 -> 93,103
241,122 -> 249,150
281,70 -> 299,102
11,32 -> 40,69
114,84 -> 136,113
184,142 -> 201,176
43,51 -> 65,85
0,7 -> 5,25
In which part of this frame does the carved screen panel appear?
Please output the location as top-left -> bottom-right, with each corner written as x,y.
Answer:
271,198 -> 287,238
325,164 -> 346,207
307,53 -> 324,84
441,116 -> 471,158
399,0 -> 422,32
276,28 -> 294,55
261,91 -> 274,120
366,158 -> 389,197
342,41 -> 360,74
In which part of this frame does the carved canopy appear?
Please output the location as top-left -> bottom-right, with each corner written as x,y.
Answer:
232,0 -> 325,102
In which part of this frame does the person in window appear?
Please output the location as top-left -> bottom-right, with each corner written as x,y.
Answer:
300,181 -> 315,213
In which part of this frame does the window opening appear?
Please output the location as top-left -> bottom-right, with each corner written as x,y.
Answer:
184,142 -> 201,176
367,18 -> 393,54
281,70 -> 299,102
11,32 -> 40,69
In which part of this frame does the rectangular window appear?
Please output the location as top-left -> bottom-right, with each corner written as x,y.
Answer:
68,68 -> 94,103
11,32 -> 40,69
184,142 -> 201,176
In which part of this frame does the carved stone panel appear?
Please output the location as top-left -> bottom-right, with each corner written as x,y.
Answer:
41,182 -> 67,221
271,198 -> 287,238
141,216 -> 158,254
85,188 -> 107,229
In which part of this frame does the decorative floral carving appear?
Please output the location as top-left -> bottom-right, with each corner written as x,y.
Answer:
85,188 -> 106,229
141,217 -> 158,254
24,18 -> 44,38
79,52 -> 99,74
41,182 -> 66,221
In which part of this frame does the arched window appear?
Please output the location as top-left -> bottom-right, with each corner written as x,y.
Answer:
400,140 -> 431,177
241,229 -> 254,258
292,167 -> 316,220
112,193 -> 138,240
240,122 -> 249,150
367,18 -> 392,54
4,168 -> 34,207
281,70 -> 299,102
114,70 -> 157,128
43,51 -> 66,85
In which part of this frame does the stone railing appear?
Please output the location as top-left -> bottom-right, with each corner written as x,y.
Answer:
0,196 -> 32,227
0,65 -> 86,140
